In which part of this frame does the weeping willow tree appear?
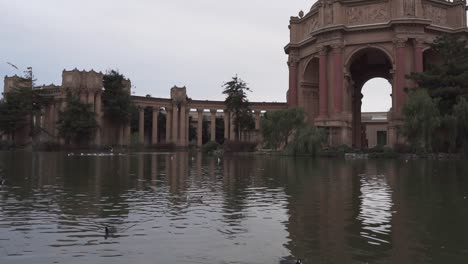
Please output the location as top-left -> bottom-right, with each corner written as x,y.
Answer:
284,125 -> 325,157
401,89 -> 441,153
261,108 -> 325,156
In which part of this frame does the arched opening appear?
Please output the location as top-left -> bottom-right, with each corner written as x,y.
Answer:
348,48 -> 393,148
361,78 -> 392,148
361,78 -> 392,113
302,58 -> 320,122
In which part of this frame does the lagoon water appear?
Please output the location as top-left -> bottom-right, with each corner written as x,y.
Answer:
0,152 -> 467,264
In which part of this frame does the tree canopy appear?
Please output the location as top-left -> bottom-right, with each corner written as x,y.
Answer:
222,76 -> 254,140
102,70 -> 133,125
0,86 -> 50,137
401,89 -> 441,153
261,108 -> 306,149
408,35 -> 468,115
261,108 -> 325,155
405,35 -> 468,153
57,93 -> 98,145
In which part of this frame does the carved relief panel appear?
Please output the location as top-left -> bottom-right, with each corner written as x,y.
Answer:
346,3 -> 389,25
302,14 -> 319,39
323,0 -> 334,26
422,3 -> 448,27
404,0 -> 415,16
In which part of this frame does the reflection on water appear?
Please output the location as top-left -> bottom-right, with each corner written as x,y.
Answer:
358,173 -> 393,246
0,152 -> 467,264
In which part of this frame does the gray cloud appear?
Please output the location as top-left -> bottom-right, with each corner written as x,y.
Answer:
1,0 -> 390,111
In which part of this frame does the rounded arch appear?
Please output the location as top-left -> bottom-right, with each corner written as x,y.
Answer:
346,46 -> 394,149
345,45 -> 394,72
302,55 -> 320,77
301,56 -> 320,120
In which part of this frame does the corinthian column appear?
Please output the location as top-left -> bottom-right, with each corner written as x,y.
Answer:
95,91 -> 102,146
224,110 -> 230,140
332,44 -> 344,114
394,38 -> 407,116
152,107 -> 159,144
413,38 -> 424,73
165,107 -> 172,143
288,54 -> 299,107
319,46 -> 329,118
138,107 -> 145,144
197,109 -> 203,147
210,109 -> 216,142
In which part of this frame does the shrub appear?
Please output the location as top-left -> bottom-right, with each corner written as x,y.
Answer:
223,140 -> 257,153
34,141 -> 61,151
202,141 -> 220,154
284,125 -> 325,157
147,143 -> 176,151
0,140 -> 16,150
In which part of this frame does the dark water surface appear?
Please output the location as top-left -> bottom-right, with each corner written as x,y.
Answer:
0,152 -> 468,264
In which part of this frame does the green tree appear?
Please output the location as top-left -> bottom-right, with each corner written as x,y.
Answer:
261,108 -> 306,149
222,76 -> 254,140
285,124 -> 325,156
102,70 -> 133,125
401,89 -> 441,153
408,35 -> 468,115
453,97 -> 468,153
0,86 -> 49,139
57,93 -> 98,145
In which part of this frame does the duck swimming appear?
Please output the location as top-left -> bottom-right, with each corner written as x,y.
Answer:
280,258 -> 302,264
0,177 -> 5,185
104,226 -> 117,239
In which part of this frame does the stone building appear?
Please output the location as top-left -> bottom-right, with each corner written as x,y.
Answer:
3,70 -> 286,147
285,0 -> 467,147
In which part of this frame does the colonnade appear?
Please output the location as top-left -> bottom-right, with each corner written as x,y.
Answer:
136,104 -> 265,147
41,89 -> 104,145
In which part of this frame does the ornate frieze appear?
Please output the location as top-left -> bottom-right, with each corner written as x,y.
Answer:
346,3 -> 389,25
324,0 -> 334,25
422,3 -> 448,26
404,0 -> 416,16
303,15 -> 319,37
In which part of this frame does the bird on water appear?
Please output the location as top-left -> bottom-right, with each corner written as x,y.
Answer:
104,226 -> 117,239
0,177 -> 6,185
280,258 -> 302,264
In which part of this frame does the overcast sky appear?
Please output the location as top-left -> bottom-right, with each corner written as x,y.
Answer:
0,0 -> 391,112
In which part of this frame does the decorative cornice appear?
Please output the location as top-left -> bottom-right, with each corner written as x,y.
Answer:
394,38 -> 408,48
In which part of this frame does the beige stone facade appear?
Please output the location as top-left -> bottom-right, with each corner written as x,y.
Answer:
3,70 -> 286,147
286,0 -> 467,148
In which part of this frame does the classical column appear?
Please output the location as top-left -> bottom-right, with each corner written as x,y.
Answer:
152,107 -> 159,144
288,55 -> 299,107
87,91 -> 95,108
186,107 -> 190,146
414,39 -> 424,73
224,110 -> 230,140
166,107 -> 172,143
332,44 -> 344,114
197,109 -> 203,147
124,124 -> 131,146
319,46 -> 329,118
230,112 -> 236,140
210,109 -> 216,142
172,105 -> 179,145
139,107 -> 144,144
180,104 -> 187,147
395,39 -> 407,115
80,91 -> 87,104
95,92 -> 102,145
255,111 -> 261,130
51,103 -> 57,138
